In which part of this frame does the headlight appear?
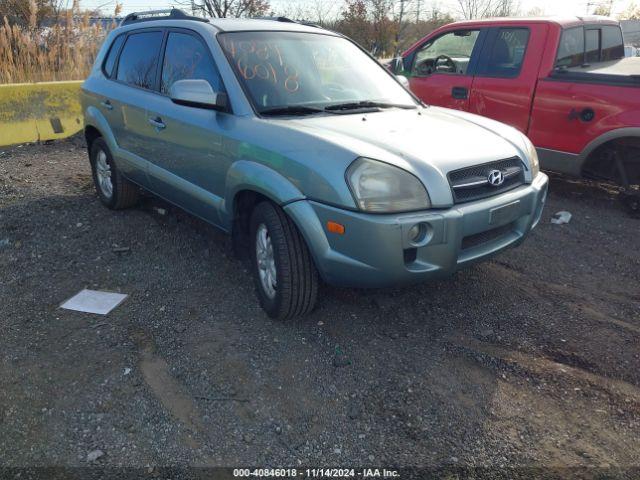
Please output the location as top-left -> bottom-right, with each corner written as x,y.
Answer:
346,157 -> 431,212
522,134 -> 539,178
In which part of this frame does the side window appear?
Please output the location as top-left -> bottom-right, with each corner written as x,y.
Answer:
116,31 -> 164,90
601,26 -> 624,61
412,30 -> 480,77
103,34 -> 125,78
161,32 -> 223,94
556,27 -> 584,68
585,29 -> 600,63
482,28 -> 530,77
557,25 -> 624,68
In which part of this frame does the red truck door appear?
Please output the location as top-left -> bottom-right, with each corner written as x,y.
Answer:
405,28 -> 488,111
468,24 -> 548,133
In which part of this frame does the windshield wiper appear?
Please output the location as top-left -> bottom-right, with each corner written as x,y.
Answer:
324,101 -> 416,111
260,105 -> 325,116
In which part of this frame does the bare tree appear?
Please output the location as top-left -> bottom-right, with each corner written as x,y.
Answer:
310,0 -> 339,25
269,0 -> 338,26
492,0 -> 519,16
457,0 -> 518,19
591,1 -> 616,16
190,0 -> 270,18
619,1 -> 640,19
390,0 -> 411,54
526,6 -> 545,16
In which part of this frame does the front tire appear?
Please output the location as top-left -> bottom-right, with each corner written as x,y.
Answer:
89,138 -> 139,210
620,190 -> 640,215
249,201 -> 319,320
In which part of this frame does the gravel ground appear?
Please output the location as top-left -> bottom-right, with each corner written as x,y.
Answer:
0,138 -> 639,476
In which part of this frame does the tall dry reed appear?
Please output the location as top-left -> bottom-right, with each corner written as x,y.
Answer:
0,1 -> 115,84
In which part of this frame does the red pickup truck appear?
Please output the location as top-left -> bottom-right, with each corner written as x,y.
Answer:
390,16 -> 640,211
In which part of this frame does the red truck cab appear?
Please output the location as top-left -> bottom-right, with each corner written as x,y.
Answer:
392,16 -> 640,209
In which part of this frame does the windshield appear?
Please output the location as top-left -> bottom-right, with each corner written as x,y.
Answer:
218,31 -> 417,114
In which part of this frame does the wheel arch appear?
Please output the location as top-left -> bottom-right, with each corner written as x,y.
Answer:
84,125 -> 102,152
224,161 -> 307,256
579,128 -> 640,185
222,160 -> 306,228
83,105 -> 119,153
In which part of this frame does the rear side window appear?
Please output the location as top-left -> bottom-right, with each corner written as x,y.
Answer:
556,27 -> 584,68
481,28 -> 529,77
116,31 -> 164,90
601,26 -> 624,61
585,29 -> 600,63
103,34 -> 125,78
160,32 -> 223,94
557,25 -> 625,68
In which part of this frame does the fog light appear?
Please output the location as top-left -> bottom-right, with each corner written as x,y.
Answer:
408,223 -> 427,244
408,224 -> 421,240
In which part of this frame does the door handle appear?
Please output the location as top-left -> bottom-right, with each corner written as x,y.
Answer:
451,87 -> 468,100
100,99 -> 113,110
148,117 -> 166,130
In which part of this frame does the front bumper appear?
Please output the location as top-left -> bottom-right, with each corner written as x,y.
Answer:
284,173 -> 548,288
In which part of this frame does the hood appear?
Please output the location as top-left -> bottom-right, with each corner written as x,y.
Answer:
286,106 -> 526,171
279,106 -> 530,207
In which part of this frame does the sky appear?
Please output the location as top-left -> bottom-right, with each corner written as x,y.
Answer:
81,0 -> 634,18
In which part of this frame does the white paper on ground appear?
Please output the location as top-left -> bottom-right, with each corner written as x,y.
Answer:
551,211 -> 572,225
60,289 -> 128,315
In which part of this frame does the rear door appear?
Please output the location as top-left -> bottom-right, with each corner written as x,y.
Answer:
108,29 -> 165,186
469,24 -> 547,133
406,28 -> 486,111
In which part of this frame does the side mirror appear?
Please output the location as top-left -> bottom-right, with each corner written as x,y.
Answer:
169,79 -> 227,111
389,57 -> 404,74
396,75 -> 410,89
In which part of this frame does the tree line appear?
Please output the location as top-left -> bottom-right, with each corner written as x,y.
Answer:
3,0 -> 640,59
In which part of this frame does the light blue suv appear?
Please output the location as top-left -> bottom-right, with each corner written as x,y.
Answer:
81,9 -> 548,319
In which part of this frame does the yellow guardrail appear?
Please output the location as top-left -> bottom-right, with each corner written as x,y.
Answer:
0,81 -> 83,147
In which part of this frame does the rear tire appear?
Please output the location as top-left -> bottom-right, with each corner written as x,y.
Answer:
249,201 -> 319,320
90,137 -> 139,210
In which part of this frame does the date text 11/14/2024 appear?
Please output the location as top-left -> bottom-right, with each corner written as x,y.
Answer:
233,468 -> 401,478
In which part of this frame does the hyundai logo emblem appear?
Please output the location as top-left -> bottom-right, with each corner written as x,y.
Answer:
487,169 -> 505,187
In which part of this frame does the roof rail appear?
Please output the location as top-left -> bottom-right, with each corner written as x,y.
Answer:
251,16 -> 321,28
120,8 -> 209,26
252,16 -> 296,23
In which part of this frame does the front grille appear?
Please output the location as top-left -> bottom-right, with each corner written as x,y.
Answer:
448,157 -> 525,204
461,223 -> 514,250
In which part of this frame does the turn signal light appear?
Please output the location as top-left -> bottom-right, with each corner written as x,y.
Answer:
327,221 -> 345,235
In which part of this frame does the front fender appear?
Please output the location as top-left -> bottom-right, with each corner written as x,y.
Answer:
221,160 -> 306,229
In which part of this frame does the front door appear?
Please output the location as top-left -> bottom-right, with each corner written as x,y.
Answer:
406,28 -> 485,111
144,29 -> 231,226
